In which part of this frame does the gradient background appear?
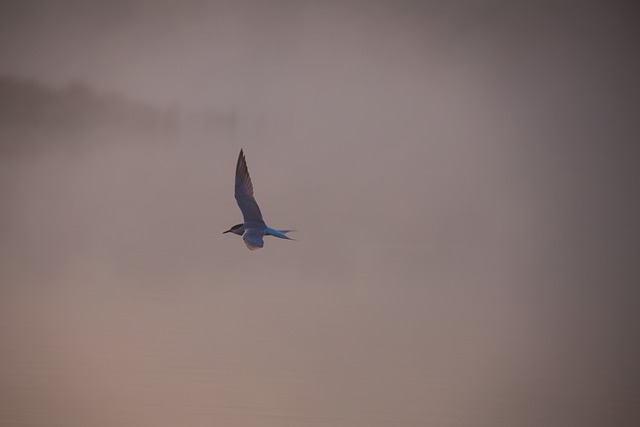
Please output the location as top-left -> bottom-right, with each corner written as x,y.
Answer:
1,1 -> 639,426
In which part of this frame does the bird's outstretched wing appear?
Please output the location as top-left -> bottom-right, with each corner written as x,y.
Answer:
235,149 -> 265,226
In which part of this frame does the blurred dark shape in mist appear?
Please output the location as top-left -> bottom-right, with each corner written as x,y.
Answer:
0,76 -> 182,155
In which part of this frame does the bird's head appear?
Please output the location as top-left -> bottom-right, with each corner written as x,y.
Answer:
223,223 -> 245,235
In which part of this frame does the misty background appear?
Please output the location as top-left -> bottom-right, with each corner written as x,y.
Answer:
1,1 -> 639,426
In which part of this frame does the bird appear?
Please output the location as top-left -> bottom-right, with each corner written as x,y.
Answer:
223,149 -> 295,250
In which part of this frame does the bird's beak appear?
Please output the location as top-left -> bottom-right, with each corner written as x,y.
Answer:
223,230 -> 230,234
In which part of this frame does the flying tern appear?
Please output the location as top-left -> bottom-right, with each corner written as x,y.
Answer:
223,149 -> 294,250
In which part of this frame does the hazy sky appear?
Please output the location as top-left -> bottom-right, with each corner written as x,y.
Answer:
1,1 -> 639,426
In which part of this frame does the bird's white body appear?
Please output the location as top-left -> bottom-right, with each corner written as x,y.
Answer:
223,150 -> 294,250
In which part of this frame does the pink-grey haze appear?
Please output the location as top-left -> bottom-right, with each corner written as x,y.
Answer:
1,1 -> 638,426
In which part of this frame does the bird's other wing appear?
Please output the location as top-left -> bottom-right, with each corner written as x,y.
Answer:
243,229 -> 265,250
235,149 -> 265,226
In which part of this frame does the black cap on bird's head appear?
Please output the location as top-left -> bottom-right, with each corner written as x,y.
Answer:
223,223 -> 244,235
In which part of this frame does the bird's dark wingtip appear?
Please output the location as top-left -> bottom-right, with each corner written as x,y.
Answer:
236,149 -> 245,171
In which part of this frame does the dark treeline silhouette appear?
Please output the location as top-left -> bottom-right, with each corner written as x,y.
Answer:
0,76 -> 180,155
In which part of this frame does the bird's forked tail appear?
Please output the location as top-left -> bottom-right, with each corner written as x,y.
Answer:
265,227 -> 296,240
